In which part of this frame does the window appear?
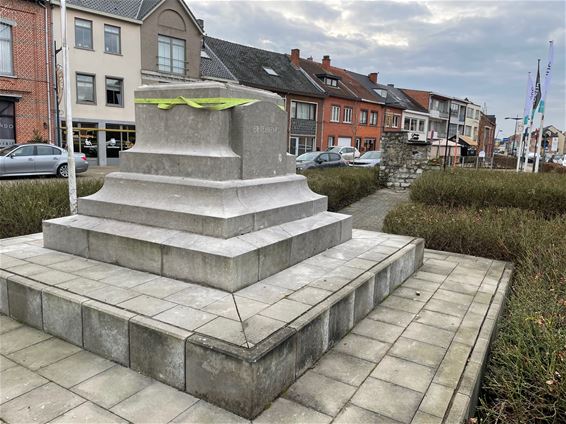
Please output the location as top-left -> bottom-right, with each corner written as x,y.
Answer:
374,89 -> 387,98
329,153 -> 341,161
359,110 -> 368,125
432,99 -> 448,113
76,74 -> 95,104
403,117 -> 426,132
104,25 -> 121,54
263,66 -> 278,76
13,145 -> 35,156
328,136 -> 334,147
75,19 -> 93,49
158,35 -> 185,74
324,77 -> 338,87
291,101 -> 316,120
343,107 -> 352,123
0,101 -> 16,144
106,77 -> 123,106
392,115 -> 400,128
37,145 -> 60,156
0,23 -> 13,75
475,110 -> 480,120
464,126 -> 472,137
466,108 -> 474,119
330,105 -> 340,122
459,106 -> 466,122
369,111 -> 378,126
355,138 -> 361,150
385,113 -> 400,128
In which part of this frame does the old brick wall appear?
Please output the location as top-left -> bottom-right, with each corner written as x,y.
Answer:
380,131 -> 430,189
0,0 -> 54,144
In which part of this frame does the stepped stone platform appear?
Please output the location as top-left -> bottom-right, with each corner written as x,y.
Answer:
1,241 -> 512,423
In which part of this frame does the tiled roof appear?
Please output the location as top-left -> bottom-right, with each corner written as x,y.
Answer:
64,0 -> 175,20
347,71 -> 411,110
137,0 -> 162,19
327,67 -> 382,104
203,37 -> 324,97
200,42 -> 237,82
298,59 -> 357,100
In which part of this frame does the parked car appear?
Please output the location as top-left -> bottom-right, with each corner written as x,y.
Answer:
0,144 -> 89,178
352,150 -> 382,168
527,152 -> 541,163
327,146 -> 360,161
550,154 -> 564,164
296,151 -> 348,172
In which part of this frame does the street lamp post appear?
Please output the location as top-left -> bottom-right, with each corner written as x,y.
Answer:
505,115 -> 521,156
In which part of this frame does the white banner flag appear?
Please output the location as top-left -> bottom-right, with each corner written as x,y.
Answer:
538,41 -> 554,114
523,72 -> 535,125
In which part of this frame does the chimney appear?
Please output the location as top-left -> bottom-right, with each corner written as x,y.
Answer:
368,72 -> 378,84
322,55 -> 331,69
307,56 -> 313,61
196,19 -> 204,30
290,48 -> 300,66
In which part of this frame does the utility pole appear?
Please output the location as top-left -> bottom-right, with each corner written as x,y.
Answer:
60,0 -> 77,214
505,115 -> 521,156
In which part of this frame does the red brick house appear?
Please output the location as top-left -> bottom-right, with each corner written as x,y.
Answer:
0,0 -> 54,146
479,113 -> 496,156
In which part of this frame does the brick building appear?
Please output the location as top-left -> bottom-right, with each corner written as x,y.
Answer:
0,0 -> 54,146
479,113 -> 496,156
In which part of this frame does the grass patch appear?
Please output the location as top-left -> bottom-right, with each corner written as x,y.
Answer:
383,171 -> 566,423
303,167 -> 379,211
410,169 -> 566,217
0,178 -> 103,239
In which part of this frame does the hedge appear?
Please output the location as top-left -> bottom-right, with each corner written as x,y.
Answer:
410,169 -> 566,217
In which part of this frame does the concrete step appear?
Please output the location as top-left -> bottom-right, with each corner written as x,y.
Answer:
78,172 -> 327,238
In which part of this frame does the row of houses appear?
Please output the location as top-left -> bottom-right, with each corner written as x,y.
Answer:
1,0 -> 497,166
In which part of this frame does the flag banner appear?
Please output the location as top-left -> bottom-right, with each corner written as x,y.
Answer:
538,41 -> 554,114
532,60 -> 541,118
523,72 -> 535,125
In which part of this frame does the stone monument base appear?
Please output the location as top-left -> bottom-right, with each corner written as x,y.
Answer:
1,230 -> 423,418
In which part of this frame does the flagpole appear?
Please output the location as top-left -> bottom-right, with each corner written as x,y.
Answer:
534,41 -> 554,173
534,115 -> 545,172
60,0 -> 78,214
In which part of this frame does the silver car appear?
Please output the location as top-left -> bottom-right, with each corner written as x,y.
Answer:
0,144 -> 89,178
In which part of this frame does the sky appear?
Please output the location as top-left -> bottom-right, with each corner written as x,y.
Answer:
188,0 -> 565,138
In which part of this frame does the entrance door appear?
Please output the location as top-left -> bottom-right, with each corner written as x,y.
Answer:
337,137 -> 351,147
0,101 -> 16,147
289,136 -> 299,155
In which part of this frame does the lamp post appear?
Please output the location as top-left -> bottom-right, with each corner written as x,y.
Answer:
505,115 -> 521,156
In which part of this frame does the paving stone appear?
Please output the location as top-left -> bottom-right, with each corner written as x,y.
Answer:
474,291 -> 493,304
0,365 -> 48,403
262,263 -> 326,291
284,371 -> 356,416
334,404 -> 402,424
453,312 -> 484,346
312,351 -> 374,387
7,275 -> 44,329
51,258 -> 97,272
392,286 -> 434,302
38,350 -> 114,388
166,284 -> 230,309
50,401 -> 128,423
0,355 -> 17,372
371,355 -> 435,393
441,280 -> 478,295
129,316 -> 191,390
411,271 -> 446,283
432,289 -> 474,306
42,288 -> 85,346
309,275 -> 352,291
153,305 -> 216,330
72,365 -> 153,408
351,377 -> 423,423
57,277 -> 108,295
380,295 -> 425,314
195,316 -> 246,345
110,382 -> 198,423
288,286 -> 332,306
254,397 -> 331,424
433,342 -> 472,388
402,277 -> 441,293
8,337 -> 81,371
0,315 -> 22,334
234,296 -> 271,320
82,301 -> 135,367
26,252 -> 71,266
0,382 -> 84,424
352,318 -> 404,343
236,283 -> 292,304
403,322 -> 454,349
333,333 -> 390,363
0,255 -> 26,268
0,325 -> 51,355
6,262 -> 50,276
201,295 -> 240,320
424,298 -> 468,318
100,269 -> 159,288
419,259 -> 457,275
172,400 -> 250,423
87,285 -> 138,304
34,269 -> 76,285
368,306 -> 415,328
294,309 -> 330,376
411,410 -> 442,424
417,383 -> 453,418
242,314 -> 285,345
414,309 -> 462,332
388,337 -> 446,369
118,295 -> 176,316
259,298 -> 310,322
444,392 -> 470,424
132,276 -> 189,298
72,264 -> 126,281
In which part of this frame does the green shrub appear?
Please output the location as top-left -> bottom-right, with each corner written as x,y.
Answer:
384,203 -> 566,423
0,178 -> 103,239
493,154 -> 517,169
304,167 -> 379,211
542,162 -> 566,174
410,170 -> 566,217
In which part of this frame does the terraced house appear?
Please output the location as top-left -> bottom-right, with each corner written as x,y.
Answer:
51,0 -> 204,165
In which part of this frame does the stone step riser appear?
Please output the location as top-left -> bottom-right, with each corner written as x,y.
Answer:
0,240 -> 423,419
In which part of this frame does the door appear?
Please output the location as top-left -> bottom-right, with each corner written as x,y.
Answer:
288,137 -> 299,156
4,145 -> 35,174
35,145 -> 61,174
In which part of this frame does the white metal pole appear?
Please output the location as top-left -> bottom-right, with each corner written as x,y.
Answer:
60,0 -> 77,214
534,114 -> 545,173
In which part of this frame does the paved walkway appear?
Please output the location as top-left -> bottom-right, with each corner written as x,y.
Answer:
0,250 -> 510,424
340,189 -> 410,232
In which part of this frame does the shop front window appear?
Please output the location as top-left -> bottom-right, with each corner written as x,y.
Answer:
0,100 -> 16,146
106,123 -> 136,161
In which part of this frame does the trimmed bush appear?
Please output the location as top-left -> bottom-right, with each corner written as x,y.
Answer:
542,162 -> 566,174
304,167 -> 379,211
493,154 -> 517,169
410,169 -> 566,217
0,178 -> 103,239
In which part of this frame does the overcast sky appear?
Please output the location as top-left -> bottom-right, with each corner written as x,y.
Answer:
189,0 -> 565,138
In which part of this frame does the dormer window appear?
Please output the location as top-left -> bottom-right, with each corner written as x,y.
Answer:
324,77 -> 338,87
263,66 -> 278,76
374,89 -> 387,98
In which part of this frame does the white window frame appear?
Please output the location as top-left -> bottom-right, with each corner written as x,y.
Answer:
104,24 -> 121,55
0,22 -> 14,76
330,105 -> 340,122
158,35 -> 186,75
369,111 -> 378,126
343,107 -> 352,123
